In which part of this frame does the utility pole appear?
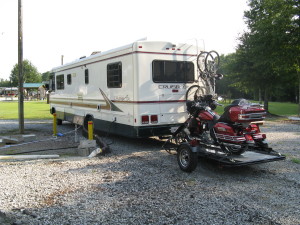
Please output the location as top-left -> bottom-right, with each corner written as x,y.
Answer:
18,0 -> 24,133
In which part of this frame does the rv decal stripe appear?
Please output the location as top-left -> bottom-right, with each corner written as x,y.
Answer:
50,98 -> 186,104
55,51 -> 197,73
111,100 -> 186,104
136,51 -> 197,57
50,99 -> 186,108
50,101 -> 97,109
50,97 -> 101,102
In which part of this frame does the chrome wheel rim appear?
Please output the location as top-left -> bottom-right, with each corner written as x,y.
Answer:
179,149 -> 190,168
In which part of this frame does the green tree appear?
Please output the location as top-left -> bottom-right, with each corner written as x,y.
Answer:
10,59 -> 42,86
0,78 -> 11,87
41,71 -> 51,82
234,0 -> 299,111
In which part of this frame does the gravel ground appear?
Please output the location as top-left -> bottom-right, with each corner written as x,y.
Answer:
0,119 -> 299,225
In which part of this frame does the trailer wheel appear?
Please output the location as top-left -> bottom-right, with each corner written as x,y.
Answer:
177,144 -> 198,172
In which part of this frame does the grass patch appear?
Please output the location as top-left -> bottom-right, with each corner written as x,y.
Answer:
0,99 -> 298,120
267,102 -> 298,117
291,158 -> 300,164
0,101 -> 52,120
215,100 -> 298,117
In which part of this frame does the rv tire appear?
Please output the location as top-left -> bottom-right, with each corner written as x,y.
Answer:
57,119 -> 63,125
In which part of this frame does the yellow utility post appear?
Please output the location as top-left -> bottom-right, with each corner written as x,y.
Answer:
53,113 -> 57,137
88,121 -> 94,140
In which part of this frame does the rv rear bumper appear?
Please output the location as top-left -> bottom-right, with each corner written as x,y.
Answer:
93,119 -> 182,138
135,124 -> 182,138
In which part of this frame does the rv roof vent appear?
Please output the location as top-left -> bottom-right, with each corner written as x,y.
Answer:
79,56 -> 86,59
91,51 -> 101,55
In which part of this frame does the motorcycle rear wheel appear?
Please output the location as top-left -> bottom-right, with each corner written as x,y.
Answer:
177,144 -> 198,172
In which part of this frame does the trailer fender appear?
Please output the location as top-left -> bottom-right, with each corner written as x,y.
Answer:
178,143 -> 199,153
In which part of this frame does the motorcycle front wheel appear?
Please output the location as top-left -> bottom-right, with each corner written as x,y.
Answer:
177,144 -> 198,172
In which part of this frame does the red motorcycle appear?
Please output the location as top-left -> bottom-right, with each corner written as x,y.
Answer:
164,51 -> 284,172
165,88 -> 269,172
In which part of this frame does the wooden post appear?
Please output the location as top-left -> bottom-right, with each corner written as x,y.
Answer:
18,0 -> 24,134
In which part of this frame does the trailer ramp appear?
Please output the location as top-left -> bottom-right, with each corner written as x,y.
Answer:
199,149 -> 285,167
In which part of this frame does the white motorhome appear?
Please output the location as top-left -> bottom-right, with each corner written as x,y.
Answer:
49,40 -> 205,138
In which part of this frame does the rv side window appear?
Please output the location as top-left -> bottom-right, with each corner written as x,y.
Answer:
107,62 -> 122,88
49,72 -> 55,91
152,60 -> 194,83
85,69 -> 89,84
56,74 -> 64,90
67,74 -> 72,85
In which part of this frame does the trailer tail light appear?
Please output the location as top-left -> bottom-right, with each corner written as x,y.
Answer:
141,115 -> 149,124
151,115 -> 158,124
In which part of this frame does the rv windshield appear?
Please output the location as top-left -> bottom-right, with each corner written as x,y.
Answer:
152,60 -> 194,83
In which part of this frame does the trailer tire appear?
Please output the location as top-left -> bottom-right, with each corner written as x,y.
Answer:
177,144 -> 198,172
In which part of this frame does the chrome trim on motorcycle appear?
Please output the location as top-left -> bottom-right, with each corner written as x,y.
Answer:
222,143 -> 242,149
215,133 -> 246,142
238,112 -> 266,120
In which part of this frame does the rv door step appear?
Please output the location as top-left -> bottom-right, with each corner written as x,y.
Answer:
199,150 -> 285,167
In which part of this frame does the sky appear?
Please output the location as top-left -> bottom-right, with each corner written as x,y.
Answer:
0,0 -> 249,80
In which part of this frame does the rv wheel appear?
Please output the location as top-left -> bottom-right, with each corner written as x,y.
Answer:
177,144 -> 198,172
57,119 -> 62,125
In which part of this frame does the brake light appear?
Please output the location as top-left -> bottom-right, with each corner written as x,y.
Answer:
151,115 -> 158,124
238,114 -> 250,120
141,115 -> 149,124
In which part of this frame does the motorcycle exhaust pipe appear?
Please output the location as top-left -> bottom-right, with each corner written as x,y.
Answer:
222,143 -> 242,149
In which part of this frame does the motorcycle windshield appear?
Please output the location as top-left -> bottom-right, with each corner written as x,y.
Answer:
231,99 -> 251,107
